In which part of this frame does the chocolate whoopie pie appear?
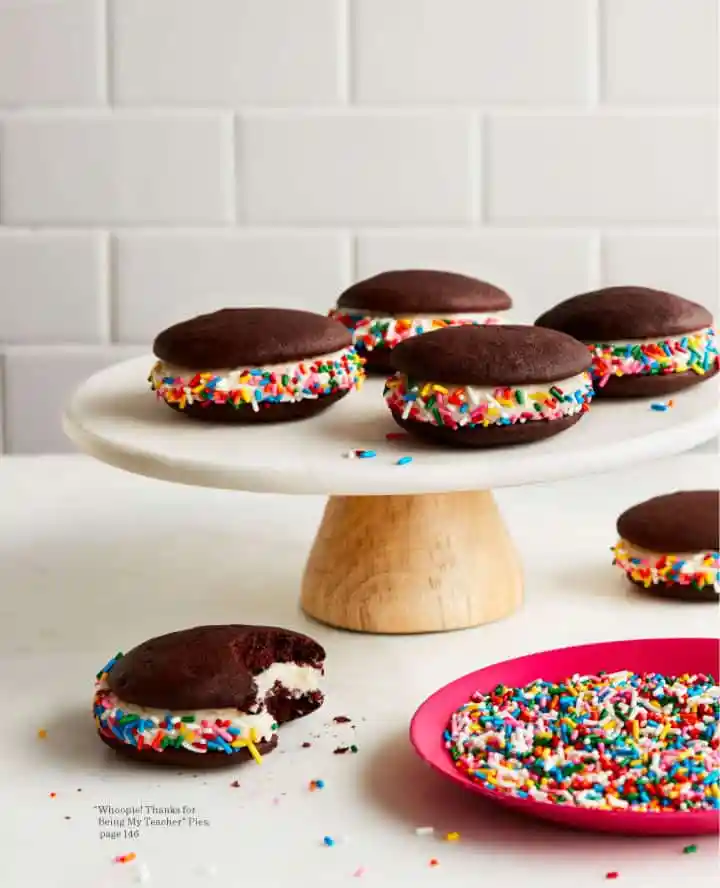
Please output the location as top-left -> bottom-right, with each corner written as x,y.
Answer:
383,324 -> 594,448
150,308 -> 364,423
329,269 -> 512,375
535,287 -> 718,398
93,625 -> 326,767
613,491 -> 719,603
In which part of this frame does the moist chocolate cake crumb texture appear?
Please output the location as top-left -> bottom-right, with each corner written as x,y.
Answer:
535,286 -> 713,342
617,491 -> 719,554
154,307 -> 353,368
391,324 -> 591,385
337,269 -> 512,315
107,624 -> 325,711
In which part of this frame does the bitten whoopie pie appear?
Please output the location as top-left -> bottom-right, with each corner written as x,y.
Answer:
329,269 -> 512,375
383,324 -> 594,448
150,308 -> 364,423
535,287 -> 718,398
613,491 -> 719,603
93,625 -> 326,767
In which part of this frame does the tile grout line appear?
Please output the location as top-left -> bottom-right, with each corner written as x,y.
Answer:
227,112 -> 240,224
339,0 -> 353,104
589,231 -> 604,288
470,113 -> 484,225
104,231 -> 117,343
0,351 -> 5,454
588,0 -> 603,107
102,0 -> 114,105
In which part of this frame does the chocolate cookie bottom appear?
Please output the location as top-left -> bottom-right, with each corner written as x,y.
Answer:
596,366 -> 718,399
162,389 -> 349,424
391,412 -> 583,449
627,576 -> 718,604
99,731 -> 279,768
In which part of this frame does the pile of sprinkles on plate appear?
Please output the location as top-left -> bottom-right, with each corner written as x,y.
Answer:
445,671 -> 720,812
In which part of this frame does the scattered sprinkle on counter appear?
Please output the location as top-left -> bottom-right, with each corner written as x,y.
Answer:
37,729 -> 48,740
352,866 -> 366,877
446,671 -> 720,812
357,449 -> 376,459
396,456 -> 413,466
309,779 -> 325,791
683,844 -> 698,854
323,836 -> 335,847
114,853 -> 136,865
651,402 -> 669,411
49,792 -> 56,799
429,858 -> 440,867
350,744 -> 359,754
606,873 -> 619,880
445,831 -> 460,841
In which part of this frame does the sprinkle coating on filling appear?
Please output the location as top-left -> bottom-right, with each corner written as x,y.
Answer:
93,654 -> 322,761
383,372 -> 594,429
590,327 -> 718,387
612,540 -> 719,593
328,308 -> 504,352
149,347 -> 364,411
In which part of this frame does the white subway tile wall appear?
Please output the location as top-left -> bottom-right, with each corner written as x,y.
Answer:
0,0 -> 716,453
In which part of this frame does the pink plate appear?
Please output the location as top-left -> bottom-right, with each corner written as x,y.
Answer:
410,637 -> 719,835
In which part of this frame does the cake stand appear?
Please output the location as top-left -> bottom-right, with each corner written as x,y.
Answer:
63,357 -> 719,635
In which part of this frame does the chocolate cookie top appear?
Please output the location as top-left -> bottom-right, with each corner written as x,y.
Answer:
617,491 -> 719,553
154,308 -> 352,369
106,625 -> 326,711
535,287 -> 713,342
390,324 -> 591,385
336,270 -> 512,315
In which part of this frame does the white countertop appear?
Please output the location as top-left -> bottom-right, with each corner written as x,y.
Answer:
0,454 -> 718,888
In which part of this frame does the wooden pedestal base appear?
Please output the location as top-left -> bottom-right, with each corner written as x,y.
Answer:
300,490 -> 523,634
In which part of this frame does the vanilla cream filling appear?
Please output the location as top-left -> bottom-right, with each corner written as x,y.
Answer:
151,348 -> 355,394
339,307 -> 508,325
96,663 -> 324,749
616,540 -> 719,590
386,372 -> 592,426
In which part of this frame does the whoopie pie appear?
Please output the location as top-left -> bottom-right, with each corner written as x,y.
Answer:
613,491 -> 719,602
329,269 -> 512,375
383,324 -> 594,448
150,308 -> 364,423
535,286 -> 718,398
94,625 -> 326,767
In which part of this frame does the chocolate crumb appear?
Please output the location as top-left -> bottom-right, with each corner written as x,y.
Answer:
230,780 -> 241,788
64,816 -> 71,820
333,716 -> 351,724
302,742 -> 312,748
334,746 -> 350,755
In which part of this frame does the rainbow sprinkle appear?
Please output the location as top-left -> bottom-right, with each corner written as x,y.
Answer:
446,671 -> 720,812
328,310 -> 501,353
149,348 -> 364,412
93,654 -> 270,761
384,373 -> 594,429
612,542 -> 719,592
590,328 -> 718,387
